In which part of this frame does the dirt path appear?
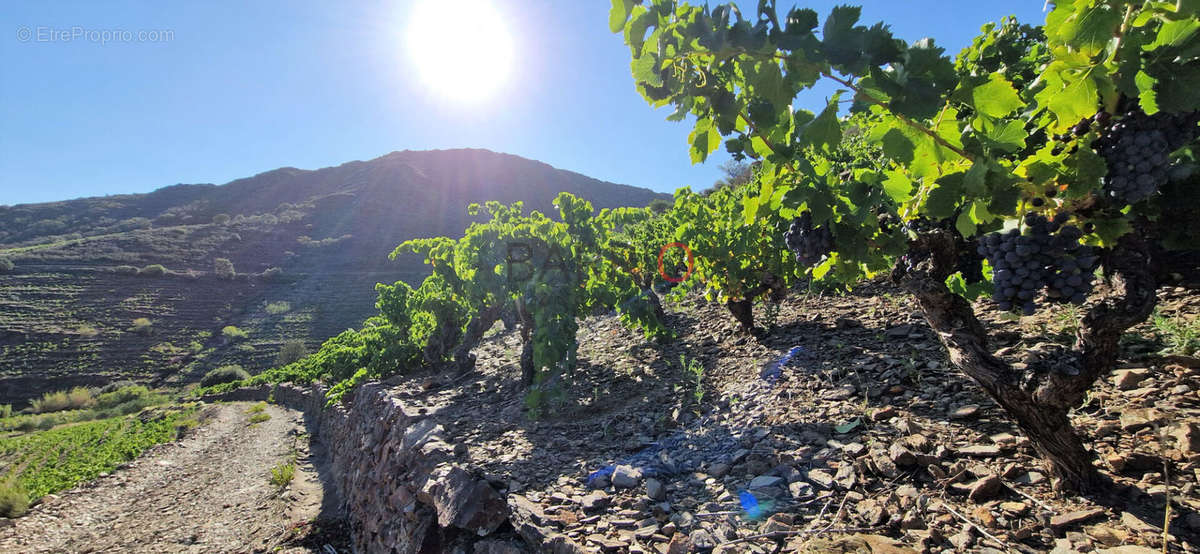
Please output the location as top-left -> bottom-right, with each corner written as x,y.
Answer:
0,402 -> 341,554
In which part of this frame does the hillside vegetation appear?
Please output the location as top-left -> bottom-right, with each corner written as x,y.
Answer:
0,149 -> 667,406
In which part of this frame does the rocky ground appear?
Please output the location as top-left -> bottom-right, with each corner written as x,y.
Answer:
0,402 -> 347,553
0,280 -> 1194,553
393,281 -> 1200,553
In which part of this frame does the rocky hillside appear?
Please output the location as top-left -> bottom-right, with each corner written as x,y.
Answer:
362,281 -> 1198,553
172,280 -> 1200,552
0,149 -> 669,405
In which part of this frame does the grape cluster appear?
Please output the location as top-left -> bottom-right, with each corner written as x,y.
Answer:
1092,109 -> 1200,205
784,212 -> 833,266
957,238 -> 986,284
978,214 -> 1099,315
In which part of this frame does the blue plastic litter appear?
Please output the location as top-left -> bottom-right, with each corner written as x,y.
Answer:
586,465 -> 616,488
739,491 -> 762,519
759,345 -> 807,383
584,433 -> 710,488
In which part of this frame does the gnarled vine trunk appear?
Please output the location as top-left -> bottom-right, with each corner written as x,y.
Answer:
450,303 -> 504,372
725,272 -> 787,332
893,230 -> 1157,492
516,298 -> 536,388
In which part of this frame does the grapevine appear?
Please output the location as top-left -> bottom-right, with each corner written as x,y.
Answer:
610,0 -> 1200,492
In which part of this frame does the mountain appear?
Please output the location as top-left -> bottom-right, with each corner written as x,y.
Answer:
0,149 -> 669,405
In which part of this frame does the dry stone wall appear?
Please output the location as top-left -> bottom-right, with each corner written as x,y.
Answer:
201,382 -> 510,553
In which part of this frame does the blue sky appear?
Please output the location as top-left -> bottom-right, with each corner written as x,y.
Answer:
0,1 -> 1050,206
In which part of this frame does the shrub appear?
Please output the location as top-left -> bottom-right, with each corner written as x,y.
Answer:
113,265 -> 139,275
269,459 -> 295,489
30,387 -> 95,414
0,257 -> 13,273
647,198 -> 673,214
222,326 -> 248,340
212,214 -> 231,225
130,318 -> 153,335
265,301 -> 291,315
140,264 -> 167,277
200,365 -> 249,387
0,481 -> 29,518
99,380 -> 137,394
260,267 -> 283,280
1153,311 -> 1199,357
248,412 -> 271,425
0,404 -> 11,419
276,340 -> 308,366
94,385 -> 155,410
76,325 -> 99,338
67,387 -> 94,409
213,258 -> 235,279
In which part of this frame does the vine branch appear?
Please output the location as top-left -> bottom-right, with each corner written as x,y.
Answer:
817,70 -> 976,162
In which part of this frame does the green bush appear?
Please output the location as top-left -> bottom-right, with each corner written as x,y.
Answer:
0,404 -> 11,419
212,214 -> 231,225
200,365 -> 249,387
1153,311 -> 1199,356
130,318 -> 153,335
265,301 -> 291,315
222,326 -> 248,340
248,412 -> 271,425
113,265 -> 139,275
269,459 -> 295,489
140,264 -> 167,277
647,198 -> 673,214
95,385 -> 153,410
214,258 -> 235,279
99,380 -> 137,394
76,325 -> 100,338
91,385 -> 167,417
276,340 -> 308,366
261,267 -> 283,280
0,257 -> 14,273
30,387 -> 95,414
0,481 -> 30,518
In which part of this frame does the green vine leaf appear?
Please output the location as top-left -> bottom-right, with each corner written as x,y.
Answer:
972,73 -> 1025,118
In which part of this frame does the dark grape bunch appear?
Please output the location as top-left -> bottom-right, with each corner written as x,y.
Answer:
977,213 -> 1099,315
784,211 -> 833,266
1091,108 -> 1200,205
957,238 -> 986,284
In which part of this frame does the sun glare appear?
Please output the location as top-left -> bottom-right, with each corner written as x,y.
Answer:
406,0 -> 514,104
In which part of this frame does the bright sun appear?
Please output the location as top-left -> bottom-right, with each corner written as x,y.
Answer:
406,0 -> 514,104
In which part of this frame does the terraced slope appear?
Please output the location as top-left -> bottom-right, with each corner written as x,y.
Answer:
0,149 -> 668,405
